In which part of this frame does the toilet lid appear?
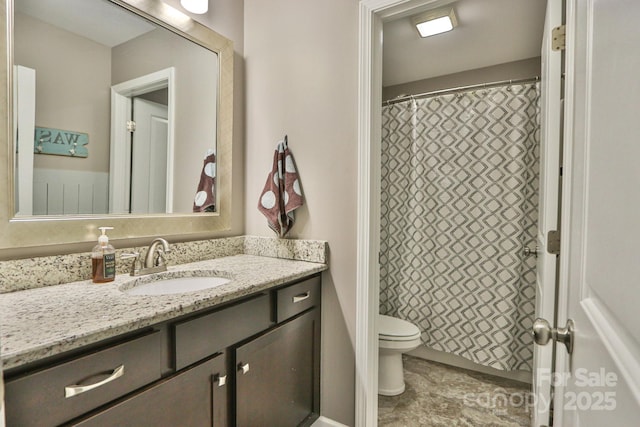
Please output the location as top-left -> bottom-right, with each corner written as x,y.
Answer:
379,315 -> 421,341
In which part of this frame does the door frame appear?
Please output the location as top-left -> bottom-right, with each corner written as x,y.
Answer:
109,67 -> 175,213
356,0 -> 457,425
533,0 -> 563,425
356,0 -> 564,425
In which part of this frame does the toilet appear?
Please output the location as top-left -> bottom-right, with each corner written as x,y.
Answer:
378,314 -> 421,396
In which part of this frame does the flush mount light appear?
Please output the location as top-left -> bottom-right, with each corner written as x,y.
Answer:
411,7 -> 458,38
181,0 -> 208,14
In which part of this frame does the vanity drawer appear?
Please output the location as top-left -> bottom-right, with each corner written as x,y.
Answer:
276,275 -> 321,322
4,331 -> 162,427
174,293 -> 272,370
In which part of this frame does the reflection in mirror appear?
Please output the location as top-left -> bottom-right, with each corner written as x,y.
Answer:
13,0 -> 218,216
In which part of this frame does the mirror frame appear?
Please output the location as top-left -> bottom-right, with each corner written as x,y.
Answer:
0,0 -> 234,254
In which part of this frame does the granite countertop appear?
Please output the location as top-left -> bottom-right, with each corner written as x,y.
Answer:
0,254 -> 327,370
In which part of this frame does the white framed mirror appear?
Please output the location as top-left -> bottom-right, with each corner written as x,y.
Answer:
0,0 -> 234,253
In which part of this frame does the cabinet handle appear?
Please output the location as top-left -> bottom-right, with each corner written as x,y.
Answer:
214,374 -> 227,387
292,291 -> 310,303
65,365 -> 125,398
238,362 -> 250,375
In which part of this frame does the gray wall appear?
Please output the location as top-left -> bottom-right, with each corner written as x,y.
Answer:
112,28 -> 218,213
14,12 -> 111,174
383,57 -> 541,101
139,88 -> 169,105
244,0 -> 359,424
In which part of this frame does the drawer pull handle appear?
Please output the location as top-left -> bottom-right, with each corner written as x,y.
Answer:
65,365 -> 125,398
292,291 -> 310,303
238,362 -> 250,375
215,374 -> 227,387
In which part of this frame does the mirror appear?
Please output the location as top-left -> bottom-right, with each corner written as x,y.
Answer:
0,0 -> 233,251
14,0 -> 218,215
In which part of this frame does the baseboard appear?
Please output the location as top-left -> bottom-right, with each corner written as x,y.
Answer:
408,346 -> 532,385
311,416 -> 351,427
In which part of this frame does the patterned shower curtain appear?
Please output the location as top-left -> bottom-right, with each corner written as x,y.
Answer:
379,82 -> 540,371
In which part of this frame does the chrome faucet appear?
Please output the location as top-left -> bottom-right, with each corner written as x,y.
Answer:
122,237 -> 171,276
144,237 -> 171,270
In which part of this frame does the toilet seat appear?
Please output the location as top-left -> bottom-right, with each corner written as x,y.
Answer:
379,314 -> 421,341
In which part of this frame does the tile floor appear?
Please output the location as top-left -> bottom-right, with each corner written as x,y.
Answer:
379,355 -> 532,427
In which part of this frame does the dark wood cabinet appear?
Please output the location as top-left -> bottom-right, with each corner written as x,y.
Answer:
174,293 -> 273,371
235,308 -> 320,427
71,352 -> 228,427
4,274 -> 321,427
4,332 -> 162,427
275,276 -> 320,322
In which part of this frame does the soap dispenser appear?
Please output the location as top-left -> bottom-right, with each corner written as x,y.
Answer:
92,227 -> 116,283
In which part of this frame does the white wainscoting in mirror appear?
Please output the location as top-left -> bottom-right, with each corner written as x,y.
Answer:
32,169 -> 109,216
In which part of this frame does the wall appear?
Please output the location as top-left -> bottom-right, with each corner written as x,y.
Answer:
244,0 -> 359,424
14,12 -> 111,174
383,57 -> 541,101
112,28 -> 218,213
163,0 -> 245,237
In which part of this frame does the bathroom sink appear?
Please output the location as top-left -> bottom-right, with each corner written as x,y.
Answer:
121,274 -> 231,296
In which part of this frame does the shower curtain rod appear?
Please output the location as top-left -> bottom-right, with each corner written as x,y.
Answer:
383,76 -> 540,106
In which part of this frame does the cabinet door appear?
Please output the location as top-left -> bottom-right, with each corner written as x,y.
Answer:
235,309 -> 320,427
72,353 -> 228,427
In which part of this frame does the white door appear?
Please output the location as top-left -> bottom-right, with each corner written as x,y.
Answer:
532,1 -> 563,425
130,97 -> 168,214
13,65 -> 36,216
553,0 -> 640,425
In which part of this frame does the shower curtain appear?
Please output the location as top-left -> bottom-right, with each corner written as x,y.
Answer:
379,82 -> 539,371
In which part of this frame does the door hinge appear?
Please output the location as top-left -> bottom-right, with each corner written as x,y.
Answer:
126,120 -> 136,132
552,25 -> 566,51
547,230 -> 560,255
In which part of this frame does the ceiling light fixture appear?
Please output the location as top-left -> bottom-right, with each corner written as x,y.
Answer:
411,7 -> 458,38
180,0 -> 208,14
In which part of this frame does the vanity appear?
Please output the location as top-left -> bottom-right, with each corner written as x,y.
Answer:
0,1 -> 326,424
1,253 -> 326,427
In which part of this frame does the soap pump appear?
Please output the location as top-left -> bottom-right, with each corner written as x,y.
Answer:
92,227 -> 116,283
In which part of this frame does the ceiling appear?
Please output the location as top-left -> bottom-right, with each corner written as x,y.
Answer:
16,0 -> 156,47
383,0 -> 547,87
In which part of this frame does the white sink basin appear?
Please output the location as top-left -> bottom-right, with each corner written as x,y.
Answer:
122,275 -> 231,296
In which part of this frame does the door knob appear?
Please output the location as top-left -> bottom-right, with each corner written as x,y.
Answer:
523,246 -> 539,257
532,318 -> 574,354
